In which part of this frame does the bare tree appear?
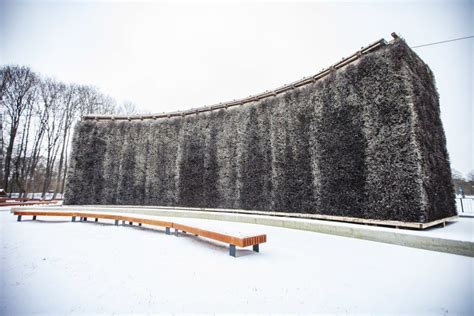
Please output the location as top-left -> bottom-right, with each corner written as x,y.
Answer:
452,169 -> 464,181
11,98 -> 35,195
119,101 -> 138,114
39,79 -> 65,198
1,66 -> 38,192
52,84 -> 81,198
1,64 -> 143,197
23,93 -> 50,195
99,94 -> 117,114
78,85 -> 103,115
467,170 -> 474,183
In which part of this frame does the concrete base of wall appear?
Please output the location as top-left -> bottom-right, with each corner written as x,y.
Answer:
11,205 -> 473,257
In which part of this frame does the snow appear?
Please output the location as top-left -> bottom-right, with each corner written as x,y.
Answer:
399,217 -> 474,242
1,209 -> 473,314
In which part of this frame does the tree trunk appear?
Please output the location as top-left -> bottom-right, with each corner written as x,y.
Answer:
60,131 -> 71,196
52,128 -> 67,199
41,152 -> 52,199
3,122 -> 18,192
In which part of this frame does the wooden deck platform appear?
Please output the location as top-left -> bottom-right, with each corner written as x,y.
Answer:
43,204 -> 455,230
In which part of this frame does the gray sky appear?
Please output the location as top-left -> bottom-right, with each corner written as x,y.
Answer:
1,0 -> 472,176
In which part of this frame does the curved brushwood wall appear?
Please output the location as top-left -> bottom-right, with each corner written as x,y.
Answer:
64,39 -> 456,223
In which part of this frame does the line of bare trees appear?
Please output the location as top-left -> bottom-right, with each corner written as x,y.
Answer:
452,169 -> 474,196
0,65 -> 139,198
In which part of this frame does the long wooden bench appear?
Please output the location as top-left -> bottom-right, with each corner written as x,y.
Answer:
13,210 -> 267,257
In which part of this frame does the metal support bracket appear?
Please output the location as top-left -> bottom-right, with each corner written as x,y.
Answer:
165,227 -> 170,235
229,244 -> 236,257
17,215 -> 22,222
138,223 -> 142,227
115,220 -> 119,226
33,215 -> 37,220
95,218 -> 98,222
253,244 -> 259,252
72,216 -> 76,222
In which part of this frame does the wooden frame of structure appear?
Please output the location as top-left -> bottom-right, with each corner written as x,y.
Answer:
81,37 -> 392,122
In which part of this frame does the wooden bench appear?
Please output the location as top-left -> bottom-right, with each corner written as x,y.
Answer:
13,210 -> 267,257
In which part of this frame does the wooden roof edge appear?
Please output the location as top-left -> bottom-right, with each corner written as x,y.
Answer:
82,36 -> 393,122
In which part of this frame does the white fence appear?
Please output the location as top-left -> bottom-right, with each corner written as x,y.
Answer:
456,196 -> 474,215
8,192 -> 63,200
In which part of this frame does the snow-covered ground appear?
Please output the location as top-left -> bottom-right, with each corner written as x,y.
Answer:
390,216 -> 473,242
1,208 -> 472,314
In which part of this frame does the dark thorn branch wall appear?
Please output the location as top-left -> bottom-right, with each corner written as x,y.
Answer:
64,39 -> 456,223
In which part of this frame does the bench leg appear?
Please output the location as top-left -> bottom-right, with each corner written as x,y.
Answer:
253,244 -> 259,252
229,244 -> 236,257
129,222 -> 133,225
138,223 -> 142,227
115,220 -> 119,226
165,227 -> 170,235
72,216 -> 76,222
17,215 -> 22,222
174,228 -> 179,237
95,218 -> 98,222
122,220 -> 125,225
33,215 -> 37,220
84,217 -> 87,222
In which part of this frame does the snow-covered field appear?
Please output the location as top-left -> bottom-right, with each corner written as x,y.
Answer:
1,208 -> 472,314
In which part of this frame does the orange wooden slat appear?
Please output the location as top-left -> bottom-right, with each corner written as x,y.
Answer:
173,222 -> 245,247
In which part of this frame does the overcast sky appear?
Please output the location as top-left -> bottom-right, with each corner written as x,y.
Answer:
1,0 -> 472,176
